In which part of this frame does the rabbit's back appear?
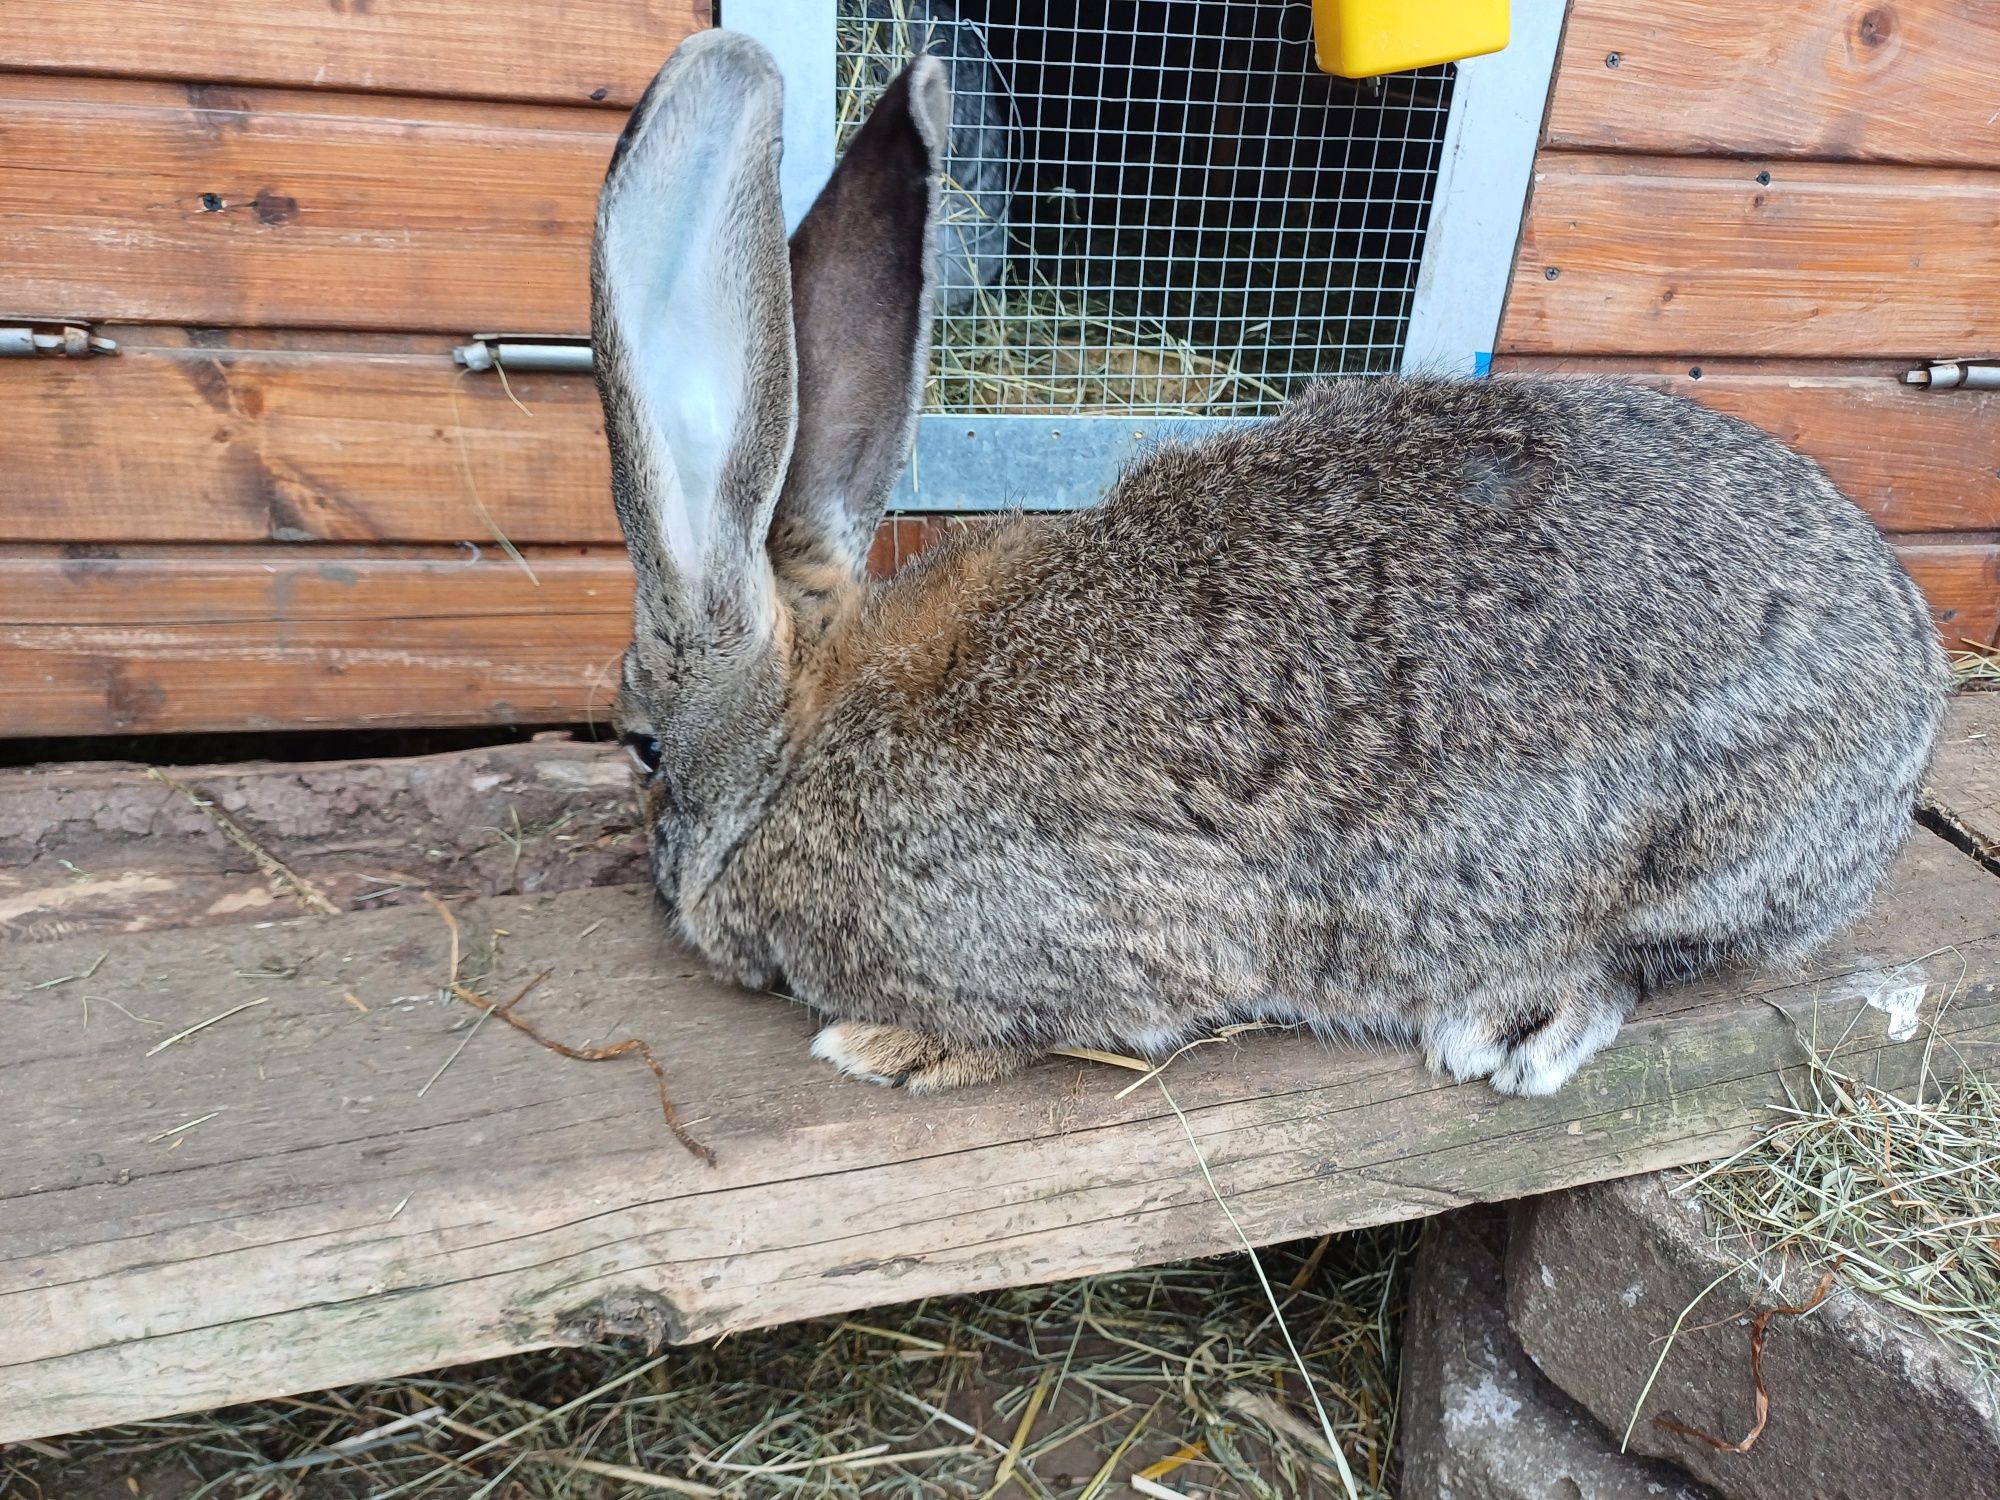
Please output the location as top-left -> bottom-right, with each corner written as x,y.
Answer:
878,376 -> 1940,808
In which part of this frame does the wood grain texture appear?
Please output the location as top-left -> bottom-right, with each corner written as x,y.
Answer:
0,524 -> 959,738
0,344 -> 615,544
14,344 -> 1993,548
0,0 -> 704,109
0,547 -> 634,736
0,340 -> 958,546
4,821 -> 1994,1443
1923,692 -> 2000,867
0,740 -> 644,945
0,532 -> 1983,739
1493,359 -> 2000,534
1548,0 -> 2000,169
1901,546 -> 2000,649
0,77 -> 618,334
1500,154 -> 2000,358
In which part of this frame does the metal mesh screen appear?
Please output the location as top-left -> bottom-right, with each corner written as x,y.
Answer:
837,0 -> 1454,417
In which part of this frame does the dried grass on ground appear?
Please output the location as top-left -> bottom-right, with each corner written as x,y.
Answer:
1949,644 -> 2000,688
4,1231 -> 1418,1500
1680,1027 -> 2000,1386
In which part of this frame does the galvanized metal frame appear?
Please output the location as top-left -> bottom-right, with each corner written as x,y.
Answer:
723,0 -> 839,234
725,0 -> 1564,513
1399,0 -> 1567,378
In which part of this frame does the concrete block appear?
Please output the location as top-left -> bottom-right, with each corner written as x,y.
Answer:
1398,1206 -> 1715,1500
1505,1173 -> 2000,1500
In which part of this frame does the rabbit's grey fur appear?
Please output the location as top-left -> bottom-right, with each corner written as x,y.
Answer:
595,34 -> 1949,1098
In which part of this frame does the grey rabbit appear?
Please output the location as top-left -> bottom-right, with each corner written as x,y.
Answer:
592,33 -> 1949,1097
858,0 -> 1010,308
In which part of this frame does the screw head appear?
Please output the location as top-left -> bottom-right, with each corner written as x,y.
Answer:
1605,51 -> 1622,68
1545,266 -> 1561,280
200,192 -> 224,212
1756,170 -> 1772,185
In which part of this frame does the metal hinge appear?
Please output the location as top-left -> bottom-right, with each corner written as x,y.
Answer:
1904,358 -> 1998,391
452,333 -> 592,374
0,319 -> 118,358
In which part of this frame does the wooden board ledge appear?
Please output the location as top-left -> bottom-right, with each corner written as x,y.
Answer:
2,699 -> 1997,1442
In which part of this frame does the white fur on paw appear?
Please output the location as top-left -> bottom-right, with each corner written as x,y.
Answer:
1421,1013 -> 1509,1084
1489,1008 -> 1624,1097
810,1023 -> 900,1087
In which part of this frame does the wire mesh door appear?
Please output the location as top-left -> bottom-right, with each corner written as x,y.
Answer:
838,0 -> 1454,498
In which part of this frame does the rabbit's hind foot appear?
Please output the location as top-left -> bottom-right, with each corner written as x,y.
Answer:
1421,969 -> 1639,1098
811,1021 -> 1031,1093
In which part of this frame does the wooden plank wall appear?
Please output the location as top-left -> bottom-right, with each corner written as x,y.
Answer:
3,1 -> 1995,737
0,19 -> 964,738
1498,0 -> 2000,649
0,6 -> 704,738
0,1 -> 686,106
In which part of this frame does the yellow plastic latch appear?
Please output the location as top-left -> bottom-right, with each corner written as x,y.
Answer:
1311,0 -> 1510,78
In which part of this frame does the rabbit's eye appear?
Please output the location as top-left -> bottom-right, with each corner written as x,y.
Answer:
622,732 -> 664,778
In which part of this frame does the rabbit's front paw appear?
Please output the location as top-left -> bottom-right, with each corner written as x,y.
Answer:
810,1022 -> 1029,1093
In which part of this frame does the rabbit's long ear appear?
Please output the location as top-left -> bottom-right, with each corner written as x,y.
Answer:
767,56 -> 949,585
591,31 -> 796,645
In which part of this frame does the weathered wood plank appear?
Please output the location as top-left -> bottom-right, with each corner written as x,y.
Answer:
0,344 -> 615,544
1493,359 -> 2000,535
0,342 -> 961,548
16,349 -> 1997,546
1547,0 -> 2000,169
1902,546 -> 2000,650
0,524 -> 954,738
0,740 -> 642,945
3,825 -> 1993,1443
6,694 -> 1989,946
0,77 -> 618,334
1924,692 -> 2000,868
0,0 -> 704,109
1500,154 -> 2000,357
0,547 -> 635,736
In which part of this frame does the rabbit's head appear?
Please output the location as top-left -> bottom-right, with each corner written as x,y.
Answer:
591,32 -> 948,910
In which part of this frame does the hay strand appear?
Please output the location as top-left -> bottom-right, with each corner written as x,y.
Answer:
148,768 -> 338,915
1624,1015 -> 2000,1449
1651,1264 -> 1839,1454
145,997 -> 270,1057
419,893 -> 714,1163
1949,643 -> 2000,686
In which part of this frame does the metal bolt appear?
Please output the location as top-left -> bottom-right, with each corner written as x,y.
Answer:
1605,51 -> 1622,68
1544,266 -> 1561,280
